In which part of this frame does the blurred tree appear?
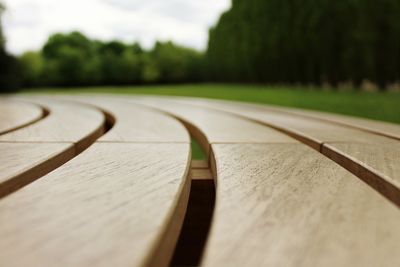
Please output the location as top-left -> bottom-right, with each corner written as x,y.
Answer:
98,41 -> 143,85
19,51 -> 44,87
207,0 -> 400,90
42,32 -> 100,86
0,2 -> 21,92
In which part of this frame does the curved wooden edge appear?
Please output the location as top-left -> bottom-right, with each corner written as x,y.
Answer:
0,99 -> 45,135
201,143 -> 400,267
168,98 -> 400,207
0,98 -> 110,199
322,143 -> 400,207
0,143 -> 192,267
143,147 -> 192,267
0,143 -> 75,199
0,97 -> 107,144
55,96 -> 190,143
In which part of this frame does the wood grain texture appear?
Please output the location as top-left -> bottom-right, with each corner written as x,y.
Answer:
0,143 -> 74,198
128,98 -> 297,145
0,97 -> 105,152
174,98 -> 400,203
172,98 -> 396,147
0,98 -> 44,135
0,143 -> 191,267
167,96 -> 400,141
322,142 -> 400,205
60,96 -> 190,143
262,104 -> 400,141
201,143 -> 400,267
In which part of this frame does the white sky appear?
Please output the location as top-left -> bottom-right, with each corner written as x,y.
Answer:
2,0 -> 231,55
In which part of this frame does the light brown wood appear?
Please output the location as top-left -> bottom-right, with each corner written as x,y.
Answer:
127,97 -> 297,156
0,97 -> 106,152
263,104 -> 400,141
190,169 -> 213,181
0,98 -> 44,135
0,143 -> 191,267
191,160 -> 209,169
174,98 -> 400,204
59,96 -> 190,143
0,143 -> 74,198
167,96 -> 400,141
172,98 -> 395,147
322,142 -> 400,205
201,143 -> 400,267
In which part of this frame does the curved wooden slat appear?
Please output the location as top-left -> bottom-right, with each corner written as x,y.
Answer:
0,143 -> 191,267
134,97 -> 400,267
64,96 -> 189,143
0,97 -> 106,198
0,97 -> 106,153
0,98 -> 44,135
263,104 -> 400,141
0,97 -> 192,267
175,98 -> 400,205
128,97 -> 296,155
0,143 -> 74,197
203,143 -> 400,267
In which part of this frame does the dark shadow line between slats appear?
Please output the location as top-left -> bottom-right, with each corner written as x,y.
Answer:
168,134 -> 216,267
178,101 -> 400,208
0,105 -> 50,136
193,98 -> 400,142
254,104 -> 400,142
0,107 -> 116,199
99,99 -> 216,267
321,144 -> 400,208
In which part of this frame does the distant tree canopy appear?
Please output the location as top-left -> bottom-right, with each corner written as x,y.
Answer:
2,0 -> 400,91
207,0 -> 400,89
16,31 -> 205,88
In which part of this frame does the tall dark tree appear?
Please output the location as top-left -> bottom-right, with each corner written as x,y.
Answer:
207,0 -> 400,90
0,2 -> 22,92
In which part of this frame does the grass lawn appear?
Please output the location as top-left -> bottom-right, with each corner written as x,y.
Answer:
30,84 -> 400,124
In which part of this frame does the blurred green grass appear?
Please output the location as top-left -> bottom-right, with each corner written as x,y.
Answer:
30,84 -> 400,124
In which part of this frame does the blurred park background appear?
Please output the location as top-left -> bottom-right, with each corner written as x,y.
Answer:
0,0 -> 399,123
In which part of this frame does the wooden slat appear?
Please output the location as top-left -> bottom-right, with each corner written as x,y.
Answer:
0,143 -> 190,267
173,98 -> 394,148
62,96 -> 189,143
263,104 -> 400,141
169,97 -> 400,141
0,98 -> 107,197
128,97 -> 296,155
0,98 -> 44,135
0,143 -> 74,197
174,98 -> 400,204
202,144 -> 400,267
0,97 -> 106,152
132,98 -> 400,266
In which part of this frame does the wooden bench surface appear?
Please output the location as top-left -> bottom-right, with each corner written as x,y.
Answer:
261,103 -> 400,141
0,98 -> 44,135
0,94 -> 399,267
0,97 -> 105,148
64,96 -> 189,143
176,98 -> 400,205
0,96 -> 191,267
130,97 -> 400,267
0,98 -> 106,198
127,97 -> 296,156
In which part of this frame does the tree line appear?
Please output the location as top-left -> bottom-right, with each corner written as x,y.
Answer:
207,0 -> 400,90
19,32 -> 205,88
1,0 -> 400,92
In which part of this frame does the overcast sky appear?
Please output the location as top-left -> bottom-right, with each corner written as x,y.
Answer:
2,0 -> 230,55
